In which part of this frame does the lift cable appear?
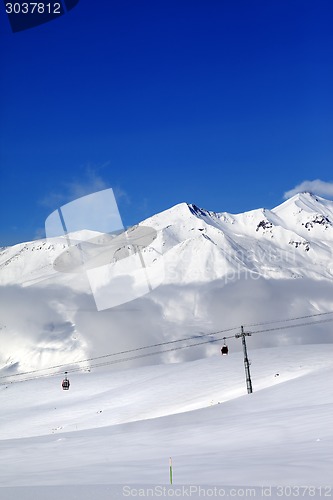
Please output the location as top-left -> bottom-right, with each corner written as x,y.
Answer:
243,309 -> 333,328
1,315 -> 333,386
0,325 -> 240,380
0,335 -> 226,385
3,309 -> 333,381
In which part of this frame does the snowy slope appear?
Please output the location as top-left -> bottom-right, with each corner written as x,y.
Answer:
143,192 -> 333,283
0,345 -> 332,499
1,192 -> 333,286
1,191 -> 333,499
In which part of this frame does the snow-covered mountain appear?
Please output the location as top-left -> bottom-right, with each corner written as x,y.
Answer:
1,192 -> 333,373
1,192 -> 333,287
146,191 -> 333,283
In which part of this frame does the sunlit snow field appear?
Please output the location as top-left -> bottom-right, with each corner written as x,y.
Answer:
0,344 -> 332,499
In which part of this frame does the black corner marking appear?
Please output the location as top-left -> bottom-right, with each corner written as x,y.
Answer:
4,0 -> 80,33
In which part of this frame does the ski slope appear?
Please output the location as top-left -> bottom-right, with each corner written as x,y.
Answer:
0,344 -> 332,499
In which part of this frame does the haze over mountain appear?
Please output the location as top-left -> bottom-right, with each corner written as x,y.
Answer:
1,192 -> 333,374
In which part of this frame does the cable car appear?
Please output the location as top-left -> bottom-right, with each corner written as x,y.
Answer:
221,338 -> 229,356
62,372 -> 70,390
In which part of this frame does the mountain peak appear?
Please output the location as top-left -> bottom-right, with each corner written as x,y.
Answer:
290,191 -> 323,203
187,203 -> 212,218
274,191 -> 333,215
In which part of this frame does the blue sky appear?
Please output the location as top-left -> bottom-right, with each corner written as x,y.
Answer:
0,0 -> 333,246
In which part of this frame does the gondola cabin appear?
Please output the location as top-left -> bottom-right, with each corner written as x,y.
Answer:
221,340 -> 229,355
62,373 -> 70,390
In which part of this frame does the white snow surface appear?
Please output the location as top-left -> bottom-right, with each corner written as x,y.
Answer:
1,192 -> 333,287
1,193 -> 333,498
0,344 -> 332,499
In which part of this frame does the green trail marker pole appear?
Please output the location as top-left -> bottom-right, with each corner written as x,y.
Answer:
169,457 -> 173,485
